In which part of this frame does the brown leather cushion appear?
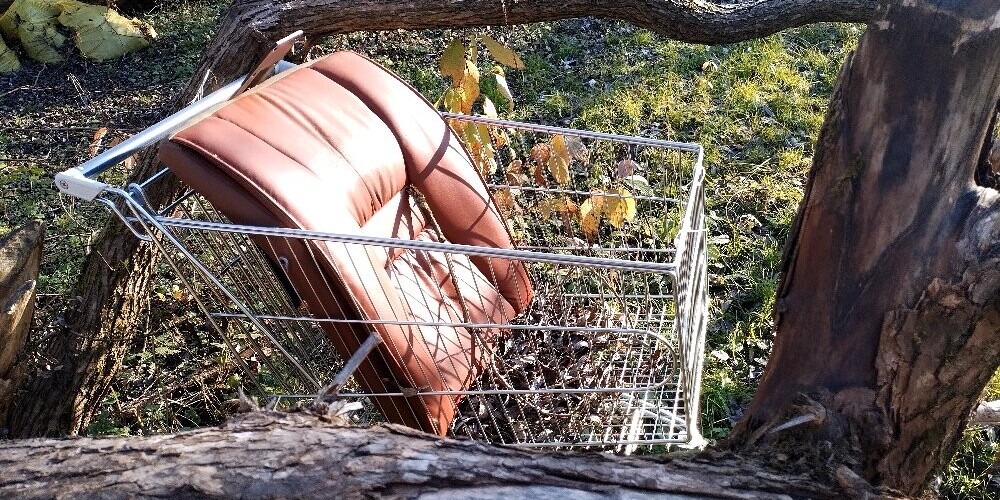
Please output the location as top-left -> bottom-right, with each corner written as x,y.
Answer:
158,51 -> 533,435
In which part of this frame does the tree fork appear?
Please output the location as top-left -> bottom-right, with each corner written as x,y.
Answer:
730,0 -> 1000,494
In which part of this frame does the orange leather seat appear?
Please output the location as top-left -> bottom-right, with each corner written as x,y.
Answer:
159,51 -> 533,435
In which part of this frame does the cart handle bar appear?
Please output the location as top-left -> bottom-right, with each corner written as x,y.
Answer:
54,51 -> 300,201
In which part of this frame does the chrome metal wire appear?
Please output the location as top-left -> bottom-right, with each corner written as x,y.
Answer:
98,115 -> 707,451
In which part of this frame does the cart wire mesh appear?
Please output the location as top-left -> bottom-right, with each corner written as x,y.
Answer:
100,114 -> 708,451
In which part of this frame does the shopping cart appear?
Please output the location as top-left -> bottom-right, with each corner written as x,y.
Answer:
55,39 -> 708,452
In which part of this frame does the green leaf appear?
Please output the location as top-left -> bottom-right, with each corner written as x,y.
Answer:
439,37 -> 466,85
1,0 -> 65,63
0,36 -> 20,73
441,87 -> 464,113
620,174 -> 652,195
57,0 -> 153,61
481,34 -> 524,69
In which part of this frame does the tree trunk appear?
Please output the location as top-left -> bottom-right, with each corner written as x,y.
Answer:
0,222 -> 42,431
0,411 -> 864,499
729,0 -> 1000,495
10,0 -> 877,438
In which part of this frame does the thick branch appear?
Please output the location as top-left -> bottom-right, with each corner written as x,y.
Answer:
0,412 -> 857,499
261,0 -> 876,47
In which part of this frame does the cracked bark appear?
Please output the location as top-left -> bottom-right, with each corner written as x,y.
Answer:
0,411 -> 856,499
0,222 -> 42,429
730,0 -> 1000,495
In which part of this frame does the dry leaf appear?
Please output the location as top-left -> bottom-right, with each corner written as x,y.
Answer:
564,135 -> 589,164
531,142 -> 550,165
615,157 -> 639,178
87,126 -> 107,157
493,187 -> 520,215
439,37 -> 466,85
506,159 -> 525,185
531,162 -> 548,188
481,34 -> 525,69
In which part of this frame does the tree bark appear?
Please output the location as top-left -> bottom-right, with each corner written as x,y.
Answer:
12,0 -> 996,495
0,222 -> 42,431
10,0 -> 878,438
729,0 -> 1000,495
0,411 -> 862,499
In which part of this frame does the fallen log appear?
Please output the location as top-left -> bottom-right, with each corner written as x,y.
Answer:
0,410 -> 864,499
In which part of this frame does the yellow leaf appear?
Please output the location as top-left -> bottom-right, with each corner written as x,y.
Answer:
440,37 -> 466,85
603,188 -> 637,228
171,284 -> 184,301
579,196 -> 603,242
540,196 -> 577,219
481,34 -> 524,69
0,36 -> 20,73
441,86 -> 464,113
547,135 -> 571,185
494,68 -> 514,111
492,128 -> 509,148
1,0 -> 65,63
493,187 -> 520,216
620,188 -> 637,222
459,59 -> 480,114
538,198 -> 554,220
57,1 -> 153,61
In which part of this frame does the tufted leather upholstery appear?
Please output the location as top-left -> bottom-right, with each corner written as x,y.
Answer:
159,51 -> 533,435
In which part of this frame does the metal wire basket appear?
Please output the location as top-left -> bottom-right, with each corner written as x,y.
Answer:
55,60 -> 708,452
